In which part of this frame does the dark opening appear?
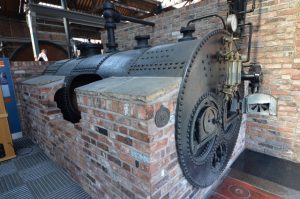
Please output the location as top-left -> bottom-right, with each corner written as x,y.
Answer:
54,74 -> 102,123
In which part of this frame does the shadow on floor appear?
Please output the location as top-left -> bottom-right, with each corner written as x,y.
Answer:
232,149 -> 300,191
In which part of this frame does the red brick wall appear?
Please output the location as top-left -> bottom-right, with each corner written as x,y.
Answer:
245,0 -> 300,162
101,0 -> 300,163
0,17 -> 30,38
102,0 -> 228,51
0,17 -> 67,59
10,61 -> 49,133
1,17 -> 102,60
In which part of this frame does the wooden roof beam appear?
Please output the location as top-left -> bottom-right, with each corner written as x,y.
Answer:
119,0 -> 160,13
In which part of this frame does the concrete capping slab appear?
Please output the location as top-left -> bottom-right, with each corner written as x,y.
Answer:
76,77 -> 182,103
22,75 -> 65,86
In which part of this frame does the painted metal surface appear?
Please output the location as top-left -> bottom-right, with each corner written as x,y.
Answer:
0,58 -> 22,135
43,30 -> 244,187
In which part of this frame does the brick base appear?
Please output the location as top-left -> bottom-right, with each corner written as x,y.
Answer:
20,76 -> 245,199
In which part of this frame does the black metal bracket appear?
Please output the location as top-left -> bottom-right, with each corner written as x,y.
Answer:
242,64 -> 262,93
229,0 -> 256,15
27,3 -> 106,28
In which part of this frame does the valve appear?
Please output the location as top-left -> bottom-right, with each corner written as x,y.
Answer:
178,25 -> 197,42
242,64 -> 262,93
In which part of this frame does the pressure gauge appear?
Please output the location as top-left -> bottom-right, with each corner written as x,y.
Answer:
226,14 -> 238,33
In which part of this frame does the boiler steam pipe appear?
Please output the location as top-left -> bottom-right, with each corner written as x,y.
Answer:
103,1 -> 154,52
239,23 -> 253,63
187,14 -> 226,29
237,0 -> 256,14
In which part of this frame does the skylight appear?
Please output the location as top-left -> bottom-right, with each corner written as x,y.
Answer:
156,0 -> 203,9
38,2 -> 63,9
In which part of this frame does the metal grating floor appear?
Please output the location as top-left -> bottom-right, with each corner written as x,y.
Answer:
0,137 -> 91,199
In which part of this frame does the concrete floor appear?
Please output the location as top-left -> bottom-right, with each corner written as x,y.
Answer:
0,137 -> 91,199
